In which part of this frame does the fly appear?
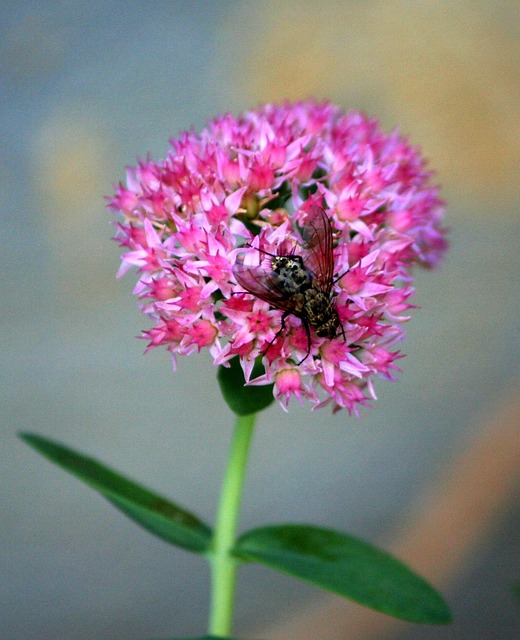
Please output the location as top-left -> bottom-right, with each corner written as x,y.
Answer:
233,205 -> 343,363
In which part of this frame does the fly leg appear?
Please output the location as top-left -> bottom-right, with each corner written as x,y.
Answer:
262,312 -> 313,365
261,310 -> 290,358
296,319 -> 312,365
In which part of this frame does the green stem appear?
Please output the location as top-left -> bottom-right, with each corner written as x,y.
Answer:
208,412 -> 257,637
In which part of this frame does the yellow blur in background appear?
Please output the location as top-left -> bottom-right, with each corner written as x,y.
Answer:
216,0 -> 520,207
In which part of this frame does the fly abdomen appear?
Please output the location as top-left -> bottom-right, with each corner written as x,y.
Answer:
303,289 -> 340,338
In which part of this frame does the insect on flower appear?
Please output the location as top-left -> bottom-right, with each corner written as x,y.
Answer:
233,205 -> 344,363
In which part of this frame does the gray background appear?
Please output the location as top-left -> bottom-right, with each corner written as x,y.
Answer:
2,1 -> 519,639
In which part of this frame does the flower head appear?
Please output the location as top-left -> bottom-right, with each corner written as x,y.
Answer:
109,101 -> 447,414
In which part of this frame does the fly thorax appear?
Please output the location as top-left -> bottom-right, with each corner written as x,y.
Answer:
271,255 -> 313,296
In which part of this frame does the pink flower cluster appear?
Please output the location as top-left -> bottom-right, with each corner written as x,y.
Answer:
109,101 -> 447,414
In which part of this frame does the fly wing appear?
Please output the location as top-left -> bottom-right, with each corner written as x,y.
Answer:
233,259 -> 299,313
301,206 -> 334,293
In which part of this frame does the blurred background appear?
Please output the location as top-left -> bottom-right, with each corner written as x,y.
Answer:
2,1 -> 519,638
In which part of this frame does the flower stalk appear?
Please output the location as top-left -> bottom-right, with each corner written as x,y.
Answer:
208,412 -> 257,637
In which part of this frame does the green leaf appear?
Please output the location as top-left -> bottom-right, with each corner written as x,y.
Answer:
20,432 -> 212,554
233,524 -> 452,625
512,582 -> 520,605
217,356 -> 274,416
148,637 -> 245,639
